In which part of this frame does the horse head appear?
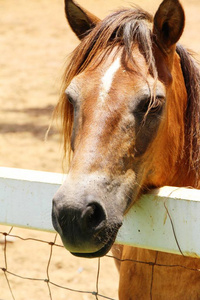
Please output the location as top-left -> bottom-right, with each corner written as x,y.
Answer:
52,0 -> 188,258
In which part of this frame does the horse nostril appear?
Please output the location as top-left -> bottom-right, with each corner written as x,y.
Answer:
81,202 -> 107,233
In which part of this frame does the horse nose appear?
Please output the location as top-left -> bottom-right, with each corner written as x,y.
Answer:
81,201 -> 107,232
52,196 -> 108,252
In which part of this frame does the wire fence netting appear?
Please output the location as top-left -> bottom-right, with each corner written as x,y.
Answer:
0,226 -> 119,300
1,225 -> 200,300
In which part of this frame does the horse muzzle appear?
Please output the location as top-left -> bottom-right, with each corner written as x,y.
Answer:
52,176 -> 124,258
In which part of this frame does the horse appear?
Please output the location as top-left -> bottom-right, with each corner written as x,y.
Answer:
52,0 -> 200,298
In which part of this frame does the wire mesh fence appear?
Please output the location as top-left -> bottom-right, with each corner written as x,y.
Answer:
1,225 -> 200,300
0,226 -> 119,300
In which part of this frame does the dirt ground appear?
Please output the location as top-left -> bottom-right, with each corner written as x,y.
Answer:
0,0 -> 200,299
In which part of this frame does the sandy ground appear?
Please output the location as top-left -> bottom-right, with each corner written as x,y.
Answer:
0,0 -> 200,299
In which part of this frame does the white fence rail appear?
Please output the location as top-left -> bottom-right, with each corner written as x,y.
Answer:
0,167 -> 200,258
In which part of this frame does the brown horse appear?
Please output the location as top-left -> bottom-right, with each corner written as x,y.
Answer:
52,0 -> 200,298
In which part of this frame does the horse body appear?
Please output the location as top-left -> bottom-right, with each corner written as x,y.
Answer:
117,247 -> 200,299
52,0 -> 200,298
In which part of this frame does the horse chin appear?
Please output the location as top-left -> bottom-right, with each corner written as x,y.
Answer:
70,237 -> 114,258
70,227 -> 119,258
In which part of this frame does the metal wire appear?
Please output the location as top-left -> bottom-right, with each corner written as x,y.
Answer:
0,218 -> 200,300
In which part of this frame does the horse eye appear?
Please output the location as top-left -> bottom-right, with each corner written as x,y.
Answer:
67,94 -> 75,105
65,90 -> 77,106
140,96 -> 164,114
148,96 -> 165,113
65,85 -> 78,106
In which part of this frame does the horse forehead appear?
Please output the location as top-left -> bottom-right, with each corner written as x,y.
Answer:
99,56 -> 121,102
71,48 -> 154,102
68,54 -> 123,102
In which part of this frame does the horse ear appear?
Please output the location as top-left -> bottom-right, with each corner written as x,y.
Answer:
153,0 -> 185,52
65,0 -> 100,40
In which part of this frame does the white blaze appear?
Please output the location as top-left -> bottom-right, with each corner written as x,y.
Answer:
99,57 -> 121,102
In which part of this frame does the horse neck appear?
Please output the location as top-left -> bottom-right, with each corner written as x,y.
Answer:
168,158 -> 200,188
145,53 -> 200,190
163,115 -> 200,189
173,46 -> 200,189
164,109 -> 200,188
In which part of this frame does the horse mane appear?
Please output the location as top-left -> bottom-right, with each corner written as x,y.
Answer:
176,45 -> 200,183
54,7 -> 200,180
